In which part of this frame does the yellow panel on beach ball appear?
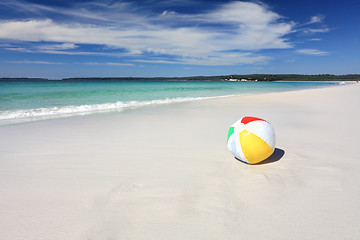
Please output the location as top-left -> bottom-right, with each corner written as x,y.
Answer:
239,130 -> 274,164
227,116 -> 275,164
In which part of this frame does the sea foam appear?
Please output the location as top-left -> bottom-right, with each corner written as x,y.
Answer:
0,96 -> 229,123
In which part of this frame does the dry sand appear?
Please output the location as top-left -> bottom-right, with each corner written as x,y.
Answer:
0,83 -> 359,240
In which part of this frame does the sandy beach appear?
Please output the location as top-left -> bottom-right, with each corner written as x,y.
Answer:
0,83 -> 359,240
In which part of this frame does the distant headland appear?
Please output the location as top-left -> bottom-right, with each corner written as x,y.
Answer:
1,74 -> 360,82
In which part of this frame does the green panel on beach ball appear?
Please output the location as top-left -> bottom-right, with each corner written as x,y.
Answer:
227,127 -> 235,143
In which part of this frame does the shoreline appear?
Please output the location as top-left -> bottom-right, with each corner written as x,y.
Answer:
0,81 -> 350,126
1,83 -> 359,239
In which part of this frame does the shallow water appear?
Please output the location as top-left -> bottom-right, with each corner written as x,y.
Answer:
0,80 -> 338,123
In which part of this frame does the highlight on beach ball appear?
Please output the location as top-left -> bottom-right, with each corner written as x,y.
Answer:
227,116 -> 275,164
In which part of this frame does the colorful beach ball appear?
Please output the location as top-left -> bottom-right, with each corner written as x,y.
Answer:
227,116 -> 275,164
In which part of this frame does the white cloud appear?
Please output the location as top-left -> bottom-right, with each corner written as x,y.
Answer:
294,14 -> 331,36
162,10 -> 177,16
134,59 -> 181,64
134,52 -> 269,66
296,49 -> 329,56
297,15 -> 330,35
0,1 -> 295,66
5,60 -> 64,64
303,27 -> 330,34
309,15 -> 324,24
202,2 -> 279,25
38,43 -> 78,51
5,44 -> 135,58
85,62 -> 134,66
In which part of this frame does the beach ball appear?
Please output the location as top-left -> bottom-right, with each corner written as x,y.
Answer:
227,116 -> 275,164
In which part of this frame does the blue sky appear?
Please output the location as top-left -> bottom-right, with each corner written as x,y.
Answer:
0,0 -> 359,79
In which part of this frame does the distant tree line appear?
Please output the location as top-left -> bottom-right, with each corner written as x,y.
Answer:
1,74 -> 360,82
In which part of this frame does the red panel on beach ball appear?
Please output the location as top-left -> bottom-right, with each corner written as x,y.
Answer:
240,116 -> 266,124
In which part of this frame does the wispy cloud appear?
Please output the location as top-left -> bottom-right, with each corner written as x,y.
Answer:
0,1 -> 295,66
297,15 -> 330,35
161,10 -> 177,16
5,44 -> 132,57
5,60 -> 64,64
296,49 -> 329,56
37,43 -> 78,51
303,27 -> 330,34
84,62 -> 134,66
134,52 -> 270,66
309,15 -> 324,24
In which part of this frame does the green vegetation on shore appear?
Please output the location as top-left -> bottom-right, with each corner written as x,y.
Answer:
1,74 -> 360,82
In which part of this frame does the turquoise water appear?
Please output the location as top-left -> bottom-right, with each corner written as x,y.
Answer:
0,80 -> 339,123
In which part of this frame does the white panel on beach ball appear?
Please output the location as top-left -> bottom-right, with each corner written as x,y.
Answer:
227,116 -> 275,164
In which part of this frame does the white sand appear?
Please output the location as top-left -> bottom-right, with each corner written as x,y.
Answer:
0,83 -> 359,240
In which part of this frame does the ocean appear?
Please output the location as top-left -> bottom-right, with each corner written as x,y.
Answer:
0,80 -> 340,124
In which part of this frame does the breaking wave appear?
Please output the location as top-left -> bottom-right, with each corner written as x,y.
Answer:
0,95 -> 231,123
